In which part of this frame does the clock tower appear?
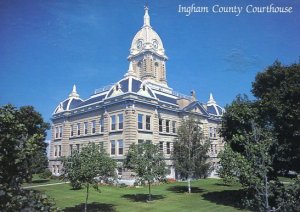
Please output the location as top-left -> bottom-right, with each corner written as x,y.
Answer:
128,6 -> 168,87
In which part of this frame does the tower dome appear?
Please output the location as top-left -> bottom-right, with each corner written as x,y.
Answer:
127,6 -> 168,86
128,6 -> 167,60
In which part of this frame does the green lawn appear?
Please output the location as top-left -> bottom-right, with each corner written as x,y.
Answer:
33,178 -> 249,212
22,174 -> 62,187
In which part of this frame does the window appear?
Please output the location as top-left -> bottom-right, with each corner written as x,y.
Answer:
76,144 -> 80,152
84,122 -> 88,135
58,145 -> 61,156
166,142 -> 171,154
172,121 -> 176,133
159,119 -> 163,132
210,144 -> 214,153
99,118 -> 104,133
166,120 -> 170,133
213,128 -> 217,138
70,125 -> 74,137
117,167 -> 123,176
91,121 -> 96,134
159,141 -> 164,153
146,115 -> 151,130
55,127 -> 58,138
118,114 -> 123,130
146,140 -> 151,144
215,144 -> 218,154
118,140 -> 123,155
138,114 -> 143,129
59,126 -> 62,138
54,146 -> 57,156
209,127 -> 213,137
111,115 -> 116,131
77,123 -> 81,136
138,139 -> 144,144
57,165 -> 60,174
111,140 -> 115,155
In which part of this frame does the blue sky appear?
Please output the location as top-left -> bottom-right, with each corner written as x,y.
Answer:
1,0 -> 299,140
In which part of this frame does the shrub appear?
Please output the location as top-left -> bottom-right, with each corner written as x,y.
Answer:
39,169 -> 52,179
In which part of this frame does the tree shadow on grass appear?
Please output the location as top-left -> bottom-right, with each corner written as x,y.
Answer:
167,186 -> 206,193
214,183 -> 234,187
202,189 -> 246,210
31,179 -> 50,184
63,202 -> 116,212
122,194 -> 165,202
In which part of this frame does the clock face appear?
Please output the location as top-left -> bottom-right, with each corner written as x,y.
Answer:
137,40 -> 143,49
153,40 -> 158,49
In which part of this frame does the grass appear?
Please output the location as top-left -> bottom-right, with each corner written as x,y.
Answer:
22,174 -> 62,187
33,178 -> 250,212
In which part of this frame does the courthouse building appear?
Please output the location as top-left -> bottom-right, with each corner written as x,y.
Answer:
49,7 -> 224,178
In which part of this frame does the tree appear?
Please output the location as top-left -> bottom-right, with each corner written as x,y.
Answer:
0,104 -> 56,211
252,61 -> 300,173
173,116 -> 211,193
63,143 -> 116,212
124,142 -> 167,201
219,61 -> 300,211
219,122 -> 278,211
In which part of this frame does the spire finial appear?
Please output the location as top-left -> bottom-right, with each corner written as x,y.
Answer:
69,84 -> 80,98
124,61 -> 136,77
143,4 -> 151,27
207,93 -> 216,105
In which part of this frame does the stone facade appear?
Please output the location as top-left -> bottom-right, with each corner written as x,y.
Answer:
49,7 -> 224,179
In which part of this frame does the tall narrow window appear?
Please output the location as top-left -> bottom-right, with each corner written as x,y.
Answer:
118,114 -> 123,130
215,144 -> 218,154
55,127 -> 58,138
213,128 -> 217,137
146,115 -> 151,130
159,141 -> 164,153
209,127 -> 213,138
99,118 -> 104,133
111,115 -> 116,131
70,125 -> 74,137
58,145 -> 61,156
118,140 -> 123,155
76,144 -> 80,152
172,121 -> 176,133
59,126 -> 62,138
77,123 -> 81,136
166,142 -> 171,154
54,146 -> 57,156
91,121 -> 96,134
210,144 -> 214,153
159,119 -> 163,132
166,120 -> 170,133
138,114 -> 143,129
84,122 -> 88,135
111,140 -> 115,155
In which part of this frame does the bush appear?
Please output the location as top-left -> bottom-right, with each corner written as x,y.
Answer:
39,169 -> 52,179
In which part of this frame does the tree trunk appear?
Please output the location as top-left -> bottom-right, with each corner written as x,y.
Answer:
264,175 -> 270,212
188,176 -> 191,193
148,181 -> 152,201
85,183 -> 89,212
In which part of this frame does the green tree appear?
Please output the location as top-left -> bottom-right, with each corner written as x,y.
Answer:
173,116 -> 211,193
219,61 -> 300,211
124,142 -> 167,201
0,104 -> 56,211
252,61 -> 300,173
63,143 -> 116,212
